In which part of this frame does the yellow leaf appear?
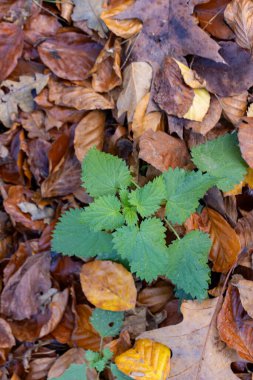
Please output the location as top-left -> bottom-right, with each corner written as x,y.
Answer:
115,339 -> 171,380
80,260 -> 137,311
183,88 -> 210,122
247,103 -> 253,117
174,59 -> 204,89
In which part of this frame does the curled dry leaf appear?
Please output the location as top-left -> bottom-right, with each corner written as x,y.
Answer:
232,275 -> 253,319
0,253 -> 51,320
137,281 -> 174,314
115,338 -> 171,380
225,0 -> 253,51
117,62 -> 152,122
219,92 -> 248,125
80,260 -> 137,311
236,210 -> 253,249
139,130 -> 192,172
217,284 -> 253,362
238,118 -> 253,168
0,318 -> 15,349
140,298 -> 239,380
74,111 -> 105,163
0,23 -> 23,81
38,31 -> 102,81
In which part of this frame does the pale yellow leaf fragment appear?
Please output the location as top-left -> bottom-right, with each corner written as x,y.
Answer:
183,88 -> 211,122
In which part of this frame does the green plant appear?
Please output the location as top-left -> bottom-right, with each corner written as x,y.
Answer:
52,133 -> 247,300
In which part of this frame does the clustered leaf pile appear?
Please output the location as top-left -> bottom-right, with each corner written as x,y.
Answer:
53,132 -> 247,300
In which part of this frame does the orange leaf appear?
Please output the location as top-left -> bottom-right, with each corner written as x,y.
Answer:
80,260 -> 137,311
115,338 -> 171,380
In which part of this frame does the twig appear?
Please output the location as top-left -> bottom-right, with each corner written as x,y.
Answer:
164,218 -> 181,240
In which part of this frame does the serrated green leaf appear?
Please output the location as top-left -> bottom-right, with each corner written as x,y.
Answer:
191,133 -> 247,191
81,195 -> 125,231
122,206 -> 138,225
85,349 -> 111,373
113,218 -> 169,282
165,231 -> 212,300
163,168 -> 215,224
82,148 -> 132,197
49,363 -> 87,380
90,308 -> 124,338
52,208 -> 113,258
110,364 -> 133,380
129,176 -> 166,217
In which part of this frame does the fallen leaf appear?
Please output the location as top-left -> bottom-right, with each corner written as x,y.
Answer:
0,253 -> 51,320
219,92 -> 248,125
217,284 -> 253,362
106,330 -> 131,358
26,357 -> 57,380
140,298 -> 239,380
0,74 -> 49,128
248,103 -> 253,116
115,338 -> 171,380
0,318 -> 15,349
24,14 -> 61,45
0,22 -> 23,81
71,0 -> 108,38
117,62 -> 152,121
137,281 -> 174,314
224,167 -> 253,197
225,0 -> 253,51
38,31 -> 102,81
139,130 -> 192,172
238,118 -> 253,168
232,275 -> 253,319
51,303 -> 75,345
80,260 -> 137,311
74,111 -> 105,163
236,211 -> 253,248
183,88 -> 210,122
123,308 -> 147,339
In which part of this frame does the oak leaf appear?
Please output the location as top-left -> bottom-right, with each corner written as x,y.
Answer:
80,260 -> 137,311
115,339 -> 171,380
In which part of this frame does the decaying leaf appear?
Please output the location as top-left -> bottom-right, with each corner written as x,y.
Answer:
232,275 -> 253,319
238,118 -> 253,168
137,281 -> 173,314
140,298 -> 239,380
236,210 -> 253,248
115,338 -> 171,380
219,92 -> 248,125
117,62 -> 152,121
139,130 -> 191,172
0,318 -> 15,349
0,74 -> 49,128
80,260 -> 137,311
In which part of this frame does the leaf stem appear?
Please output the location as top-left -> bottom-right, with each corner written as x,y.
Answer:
164,218 -> 181,240
131,180 -> 140,189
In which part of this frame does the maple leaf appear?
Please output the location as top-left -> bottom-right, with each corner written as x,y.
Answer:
116,0 -> 224,67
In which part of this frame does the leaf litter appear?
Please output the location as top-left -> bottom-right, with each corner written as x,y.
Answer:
1,0 -> 253,379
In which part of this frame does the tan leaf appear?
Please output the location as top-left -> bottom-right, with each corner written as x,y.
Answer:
235,210 -> 253,248
232,275 -> 253,319
74,111 -> 105,163
80,260 -> 137,311
219,92 -> 248,125
247,103 -> 253,116
139,130 -> 192,172
140,298 -> 239,380
27,357 -> 56,380
117,62 -> 152,121
201,208 -> 241,273
218,284 -> 253,362
225,0 -> 253,51
238,118 -> 253,168
101,0 -> 142,39
0,319 -> 15,349
137,281 -> 174,314
0,23 -> 23,81
115,338 -> 171,380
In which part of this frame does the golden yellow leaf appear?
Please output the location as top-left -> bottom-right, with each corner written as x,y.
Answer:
183,88 -> 210,122
80,260 -> 137,311
115,338 -> 171,380
174,59 -> 204,89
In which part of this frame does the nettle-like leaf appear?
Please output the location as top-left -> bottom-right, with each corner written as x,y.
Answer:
120,189 -> 138,225
113,218 -> 169,281
82,148 -> 132,197
50,363 -> 87,380
129,176 -> 166,217
163,168 -> 215,224
81,195 -> 125,231
191,133 -> 247,191
52,208 -> 113,258
90,308 -> 124,338
165,230 -> 212,299
86,348 -> 113,373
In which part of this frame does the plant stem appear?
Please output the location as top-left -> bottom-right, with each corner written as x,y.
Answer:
165,218 -> 181,240
131,180 -> 140,189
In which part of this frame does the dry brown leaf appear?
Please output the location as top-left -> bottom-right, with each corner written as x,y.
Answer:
115,338 -> 171,380
225,0 -> 253,51
74,111 -> 105,162
0,253 -> 51,320
117,62 -> 152,121
248,103 -> 253,116
38,31 -> 102,81
219,92 -> 248,125
26,357 -> 56,380
218,284 -> 253,362
48,78 -> 114,110
60,0 -> 73,22
0,23 -> 23,81
137,281 -> 174,314
232,275 -> 253,319
201,207 -> 241,273
106,330 -> 131,359
71,304 -> 101,351
24,14 -> 61,45
238,118 -> 253,168
139,130 -> 192,172
0,319 -> 15,349
48,348 -> 96,380
80,260 -> 137,311
51,303 -> 75,345
123,308 -> 147,339
236,211 -> 253,248
140,298 -> 239,380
